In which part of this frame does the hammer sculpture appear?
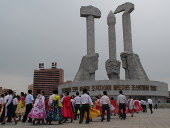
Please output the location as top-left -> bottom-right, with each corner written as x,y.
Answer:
114,2 -> 134,53
80,6 -> 101,56
74,6 -> 101,81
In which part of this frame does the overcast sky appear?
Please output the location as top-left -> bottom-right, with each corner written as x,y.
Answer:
0,0 -> 170,93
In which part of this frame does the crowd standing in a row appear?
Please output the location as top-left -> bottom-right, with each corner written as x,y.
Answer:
0,89 -> 155,125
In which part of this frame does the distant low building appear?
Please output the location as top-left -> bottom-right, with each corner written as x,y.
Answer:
0,88 -> 16,95
0,87 -> 2,95
2,88 -> 9,94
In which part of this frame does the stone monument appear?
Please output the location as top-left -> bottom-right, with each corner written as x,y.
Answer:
59,3 -> 168,103
74,6 -> 101,82
105,11 -> 121,80
114,2 -> 149,81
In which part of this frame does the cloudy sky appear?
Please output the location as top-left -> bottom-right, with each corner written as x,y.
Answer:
0,0 -> 170,93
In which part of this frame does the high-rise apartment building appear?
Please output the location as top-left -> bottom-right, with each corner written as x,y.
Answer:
33,62 -> 64,97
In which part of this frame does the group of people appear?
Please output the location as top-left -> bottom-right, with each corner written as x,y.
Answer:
0,88 -> 154,125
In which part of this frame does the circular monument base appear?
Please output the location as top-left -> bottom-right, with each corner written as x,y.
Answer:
59,80 -> 168,103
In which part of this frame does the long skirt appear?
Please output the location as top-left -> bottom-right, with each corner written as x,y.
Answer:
7,103 -> 16,117
84,108 -> 100,120
62,105 -> 74,119
28,106 -> 46,119
15,102 -> 25,116
46,100 -> 62,121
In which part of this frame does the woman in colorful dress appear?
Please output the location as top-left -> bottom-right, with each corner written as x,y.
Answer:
28,90 -> 46,125
128,96 -> 135,117
15,92 -> 25,121
84,100 -> 100,121
46,90 -> 62,125
94,96 -> 100,111
110,97 -> 118,115
62,91 -> 74,123
134,99 -> 143,113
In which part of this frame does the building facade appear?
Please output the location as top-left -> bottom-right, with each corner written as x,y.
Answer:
33,62 -> 64,97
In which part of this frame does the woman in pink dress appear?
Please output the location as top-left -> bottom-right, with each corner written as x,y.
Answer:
28,90 -> 46,125
62,91 -> 74,123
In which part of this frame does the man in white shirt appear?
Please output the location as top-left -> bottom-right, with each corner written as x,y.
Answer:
79,89 -> 93,124
2,90 -> 17,124
4,93 -> 9,105
22,90 -> 34,123
140,99 -> 147,112
117,90 -> 127,120
73,92 -> 81,120
6,93 -> 13,123
3,93 -> 9,122
100,91 -> 111,122
147,97 -> 153,114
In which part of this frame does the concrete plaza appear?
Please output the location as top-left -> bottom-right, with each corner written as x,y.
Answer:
2,109 -> 170,128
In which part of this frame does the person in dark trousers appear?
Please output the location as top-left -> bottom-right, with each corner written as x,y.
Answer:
79,89 -> 93,124
12,95 -> 18,117
100,91 -> 111,122
140,99 -> 147,112
73,92 -> 81,120
22,90 -> 34,122
7,95 -> 18,123
154,100 -> 158,110
117,90 -> 127,120
1,90 -> 17,125
147,97 -> 153,114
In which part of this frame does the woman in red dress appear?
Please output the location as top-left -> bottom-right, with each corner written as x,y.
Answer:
45,97 -> 49,112
94,96 -> 101,111
134,99 -> 143,113
62,91 -> 74,123
110,97 -> 118,115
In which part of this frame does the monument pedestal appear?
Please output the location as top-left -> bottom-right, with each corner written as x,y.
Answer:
59,80 -> 168,103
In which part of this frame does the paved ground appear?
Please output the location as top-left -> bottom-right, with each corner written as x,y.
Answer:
2,109 -> 170,128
